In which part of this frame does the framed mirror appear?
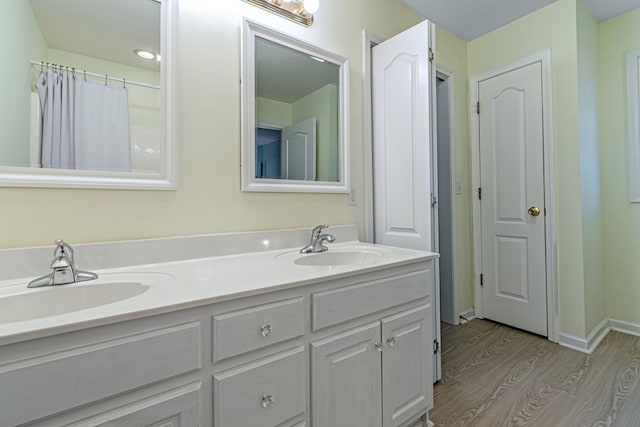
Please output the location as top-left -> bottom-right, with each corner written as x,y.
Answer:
242,18 -> 350,193
0,0 -> 177,190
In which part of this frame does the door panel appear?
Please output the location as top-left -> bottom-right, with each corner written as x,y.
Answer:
478,61 -> 547,336
381,305 -> 432,427
282,118 -> 316,180
311,322 -> 382,427
372,21 -> 431,251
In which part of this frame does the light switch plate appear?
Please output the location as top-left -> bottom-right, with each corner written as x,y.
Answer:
348,189 -> 358,206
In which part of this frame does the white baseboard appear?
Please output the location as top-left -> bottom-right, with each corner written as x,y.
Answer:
459,308 -> 476,323
609,318 -> 640,337
558,317 -> 640,354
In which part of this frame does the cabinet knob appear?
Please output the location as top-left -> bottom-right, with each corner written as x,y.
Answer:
386,336 -> 397,347
260,324 -> 273,337
262,394 -> 274,408
374,342 -> 384,352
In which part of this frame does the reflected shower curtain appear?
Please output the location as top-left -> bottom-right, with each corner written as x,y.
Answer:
36,70 -> 132,172
37,70 -> 75,169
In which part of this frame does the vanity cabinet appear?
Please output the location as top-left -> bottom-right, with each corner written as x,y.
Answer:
0,257 -> 433,427
311,305 -> 431,427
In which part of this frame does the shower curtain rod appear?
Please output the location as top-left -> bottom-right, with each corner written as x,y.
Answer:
30,61 -> 160,90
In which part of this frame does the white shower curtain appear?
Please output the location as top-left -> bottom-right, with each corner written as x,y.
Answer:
37,70 -> 132,172
37,70 -> 75,169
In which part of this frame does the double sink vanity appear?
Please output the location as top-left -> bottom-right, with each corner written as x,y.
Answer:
0,225 -> 437,427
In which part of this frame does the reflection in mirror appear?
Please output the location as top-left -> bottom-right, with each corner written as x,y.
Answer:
0,0 -> 176,189
242,19 -> 350,193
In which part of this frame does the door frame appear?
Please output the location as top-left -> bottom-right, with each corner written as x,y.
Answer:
470,50 -> 558,342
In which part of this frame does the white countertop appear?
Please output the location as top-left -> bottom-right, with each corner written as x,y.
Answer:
0,242 -> 437,346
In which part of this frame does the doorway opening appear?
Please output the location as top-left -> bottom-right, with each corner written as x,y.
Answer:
434,71 -> 457,328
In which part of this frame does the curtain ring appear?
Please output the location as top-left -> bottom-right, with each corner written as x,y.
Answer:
40,61 -> 44,71
72,67 -> 76,79
123,78 -> 126,89
83,70 -> 87,81
105,74 -> 108,86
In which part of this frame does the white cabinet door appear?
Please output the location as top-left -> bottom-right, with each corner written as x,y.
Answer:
311,322 -> 382,427
381,305 -> 432,427
66,383 -> 201,427
372,21 -> 432,251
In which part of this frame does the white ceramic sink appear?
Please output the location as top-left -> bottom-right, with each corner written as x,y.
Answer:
276,247 -> 385,267
0,272 -> 172,324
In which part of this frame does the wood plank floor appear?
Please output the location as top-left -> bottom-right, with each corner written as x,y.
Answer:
430,320 -> 640,427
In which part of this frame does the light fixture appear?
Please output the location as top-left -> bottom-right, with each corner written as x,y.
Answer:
244,0 -> 318,26
302,0 -> 319,14
134,49 -> 158,61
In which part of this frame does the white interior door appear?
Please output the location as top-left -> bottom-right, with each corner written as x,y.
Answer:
282,117 -> 316,180
478,62 -> 547,336
372,21 -> 431,251
372,20 -> 440,382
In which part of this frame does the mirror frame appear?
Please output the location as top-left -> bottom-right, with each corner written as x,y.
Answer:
241,18 -> 350,193
0,0 -> 178,190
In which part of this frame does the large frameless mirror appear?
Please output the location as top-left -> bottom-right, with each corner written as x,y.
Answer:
0,0 -> 177,189
241,18 -> 350,193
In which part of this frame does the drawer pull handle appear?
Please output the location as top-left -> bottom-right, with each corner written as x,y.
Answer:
262,394 -> 274,408
260,324 -> 273,337
374,342 -> 384,352
387,336 -> 397,347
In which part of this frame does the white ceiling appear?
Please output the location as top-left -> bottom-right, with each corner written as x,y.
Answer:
404,0 -> 640,41
29,0 -> 160,71
256,37 -> 340,103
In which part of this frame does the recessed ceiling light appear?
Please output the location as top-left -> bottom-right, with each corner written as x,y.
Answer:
134,49 -> 157,60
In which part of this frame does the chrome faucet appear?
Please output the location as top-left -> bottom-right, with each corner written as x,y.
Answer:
28,240 -> 98,288
300,225 -> 336,254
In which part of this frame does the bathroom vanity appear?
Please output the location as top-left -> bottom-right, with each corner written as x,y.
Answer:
0,228 -> 437,427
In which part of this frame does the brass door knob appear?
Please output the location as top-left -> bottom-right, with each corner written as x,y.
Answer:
528,206 -> 541,217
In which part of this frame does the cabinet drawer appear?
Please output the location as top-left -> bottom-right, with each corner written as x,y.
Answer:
0,322 -> 202,427
312,269 -> 431,330
212,298 -> 304,362
213,347 -> 305,427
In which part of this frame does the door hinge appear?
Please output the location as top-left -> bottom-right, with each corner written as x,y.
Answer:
478,187 -> 482,200
476,101 -> 480,115
433,339 -> 440,354
431,193 -> 438,207
480,273 -> 484,287
428,48 -> 435,63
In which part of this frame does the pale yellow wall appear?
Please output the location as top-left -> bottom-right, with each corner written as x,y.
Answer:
292,84 -> 339,181
0,0 -> 421,249
468,0 -> 588,337
434,27 -> 474,315
599,8 -> 640,324
0,1 -> 47,167
576,0 -> 606,333
256,97 -> 291,127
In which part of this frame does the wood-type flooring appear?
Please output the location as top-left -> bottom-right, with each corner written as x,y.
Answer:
430,319 -> 640,427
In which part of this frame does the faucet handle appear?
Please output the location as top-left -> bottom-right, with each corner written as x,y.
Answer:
53,239 -> 73,258
311,224 -> 329,237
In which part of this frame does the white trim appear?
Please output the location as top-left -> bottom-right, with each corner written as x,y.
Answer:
0,0 -> 178,191
241,18 -> 350,193
470,50 -> 558,342
610,317 -> 640,337
459,308 -> 476,322
558,317 -> 609,354
627,49 -> 640,202
362,29 -> 385,242
558,318 -> 640,354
